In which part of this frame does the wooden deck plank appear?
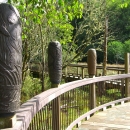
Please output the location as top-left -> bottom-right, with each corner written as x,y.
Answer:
76,102 -> 130,130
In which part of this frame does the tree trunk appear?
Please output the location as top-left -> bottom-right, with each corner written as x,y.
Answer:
103,17 -> 108,76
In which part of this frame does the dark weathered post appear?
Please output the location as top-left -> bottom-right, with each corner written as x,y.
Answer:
87,49 -> 96,109
0,3 -> 22,129
48,41 -> 62,130
125,53 -> 130,97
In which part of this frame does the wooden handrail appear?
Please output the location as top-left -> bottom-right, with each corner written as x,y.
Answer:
3,74 -> 130,130
29,63 -> 125,73
68,63 -> 123,67
67,64 -> 124,71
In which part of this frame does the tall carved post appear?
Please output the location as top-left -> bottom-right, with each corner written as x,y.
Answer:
87,49 -> 96,109
0,3 -> 22,129
48,41 -> 62,130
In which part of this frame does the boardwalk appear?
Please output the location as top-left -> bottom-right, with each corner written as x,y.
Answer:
76,102 -> 130,130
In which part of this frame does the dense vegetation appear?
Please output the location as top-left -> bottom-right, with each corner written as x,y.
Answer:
1,0 -> 129,102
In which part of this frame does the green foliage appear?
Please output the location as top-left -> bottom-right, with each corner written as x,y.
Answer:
63,0 -> 106,66
107,40 -> 130,64
8,0 -> 84,82
21,70 -> 52,103
110,0 -> 130,8
8,0 -> 108,87
108,0 -> 130,42
107,41 -> 124,64
21,72 -> 42,103
123,40 -> 130,53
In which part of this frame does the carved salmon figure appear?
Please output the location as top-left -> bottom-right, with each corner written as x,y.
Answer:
0,3 -> 22,114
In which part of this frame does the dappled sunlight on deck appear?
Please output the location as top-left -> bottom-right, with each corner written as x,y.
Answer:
77,102 -> 130,130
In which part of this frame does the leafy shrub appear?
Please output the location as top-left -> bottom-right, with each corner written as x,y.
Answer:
123,40 -> 130,54
107,41 -> 124,64
21,72 -> 42,103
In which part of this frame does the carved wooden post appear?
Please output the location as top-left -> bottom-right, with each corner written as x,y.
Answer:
125,53 -> 130,97
0,3 -> 22,129
48,41 -> 62,130
87,49 -> 96,109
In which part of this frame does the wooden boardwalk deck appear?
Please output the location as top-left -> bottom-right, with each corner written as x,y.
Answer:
75,102 -> 130,130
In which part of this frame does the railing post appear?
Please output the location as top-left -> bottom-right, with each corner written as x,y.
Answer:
0,3 -> 22,129
87,49 -> 97,109
77,66 -> 79,76
121,79 -> 125,98
82,67 -> 85,79
125,53 -> 130,97
65,66 -> 68,77
48,41 -> 62,130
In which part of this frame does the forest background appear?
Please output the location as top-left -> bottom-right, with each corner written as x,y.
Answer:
3,0 -> 130,102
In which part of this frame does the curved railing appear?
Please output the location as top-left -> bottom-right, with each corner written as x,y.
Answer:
3,74 -> 130,130
66,97 -> 130,130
